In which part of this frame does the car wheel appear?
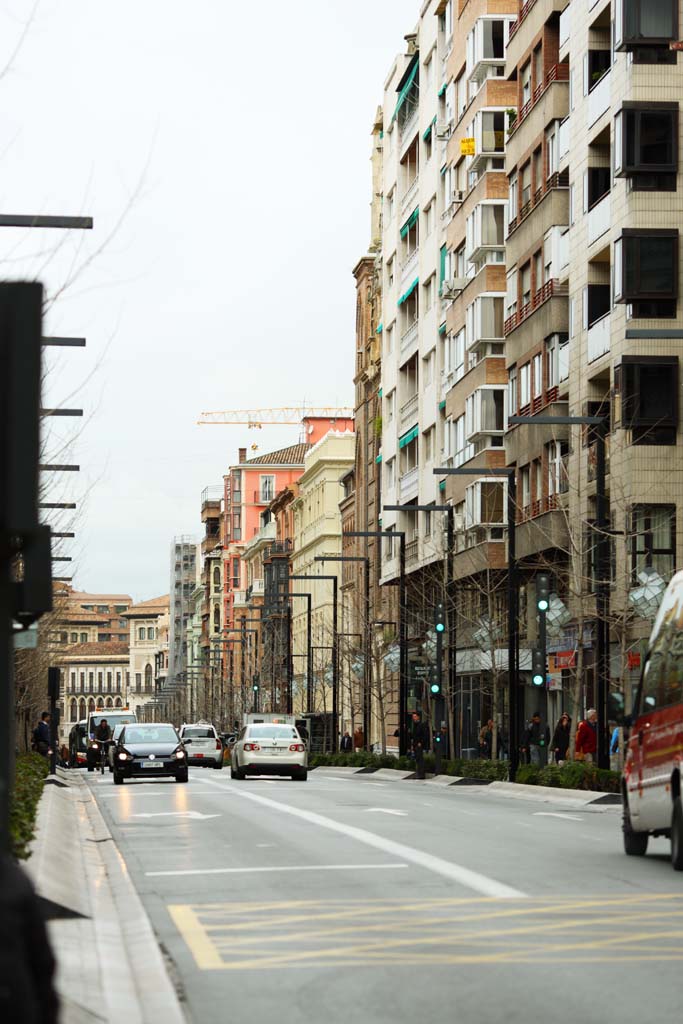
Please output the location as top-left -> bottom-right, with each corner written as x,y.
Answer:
231,763 -> 244,780
87,765 -> 94,773
213,759 -> 223,770
293,769 -> 308,782
671,796 -> 683,871
113,771 -> 123,786
176,770 -> 189,784
623,796 -> 648,856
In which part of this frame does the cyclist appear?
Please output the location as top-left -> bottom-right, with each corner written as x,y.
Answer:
94,718 -> 112,771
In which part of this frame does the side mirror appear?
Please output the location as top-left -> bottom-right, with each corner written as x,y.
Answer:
183,738 -> 192,744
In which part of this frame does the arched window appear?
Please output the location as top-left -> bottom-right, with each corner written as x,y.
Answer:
96,697 -> 103,709
115,697 -> 122,708
213,606 -> 220,631
213,566 -> 220,590
88,698 -> 95,713
79,699 -> 87,720
144,664 -> 153,692
70,700 -> 78,722
105,697 -> 113,708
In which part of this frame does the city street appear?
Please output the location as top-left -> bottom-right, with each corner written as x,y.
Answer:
88,768 -> 682,1024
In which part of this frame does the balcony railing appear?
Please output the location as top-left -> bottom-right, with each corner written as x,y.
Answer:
400,392 -> 419,427
587,191 -> 610,245
405,538 -> 419,564
587,313 -> 611,363
508,64 -> 569,140
253,489 -> 275,504
400,176 -> 419,218
587,70 -> 610,128
504,278 -> 568,336
508,0 -> 538,40
507,169 -> 569,236
400,319 -> 419,353
400,106 -> 419,146
399,466 -> 419,502
400,247 -> 419,285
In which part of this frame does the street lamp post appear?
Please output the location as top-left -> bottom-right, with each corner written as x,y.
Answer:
509,413 -> 610,769
384,503 -> 456,750
288,573 -> 339,751
347,530 -> 407,755
277,591 -> 312,714
433,467 -> 519,778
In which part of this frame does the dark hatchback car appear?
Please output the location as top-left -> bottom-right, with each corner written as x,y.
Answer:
113,724 -> 188,785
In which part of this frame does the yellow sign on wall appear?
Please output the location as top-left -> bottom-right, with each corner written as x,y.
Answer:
460,137 -> 475,156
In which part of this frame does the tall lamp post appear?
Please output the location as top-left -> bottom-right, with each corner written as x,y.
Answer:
509,412 -> 610,769
288,573 -> 338,750
277,590 -> 312,714
346,530 -> 407,755
433,466 -> 519,779
384,503 -> 456,748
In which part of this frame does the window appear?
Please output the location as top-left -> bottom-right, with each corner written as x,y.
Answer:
546,333 -> 569,387
547,440 -> 569,495
386,189 -> 395,224
145,664 -> 153,693
521,263 -> 531,307
118,619 -> 127,629
147,627 -> 155,640
213,566 -> 220,590
98,672 -> 103,688
614,230 -> 678,316
70,672 -> 76,691
399,436 -> 418,474
106,672 -> 112,692
70,632 -> 78,643
614,104 -> 677,189
583,284 -> 611,328
508,367 -> 518,416
387,255 -> 395,288
615,356 -> 678,445
424,52 -> 433,90
614,0 -> 678,50
520,163 -> 531,207
532,353 -> 542,398
386,323 -> 394,354
135,673 -> 142,693
423,276 -> 434,312
520,362 -> 531,407
386,389 -> 395,423
88,671 -> 94,689
138,627 -> 145,641
423,425 -> 436,463
422,349 -> 435,385
97,605 -> 108,613
232,557 -> 240,587
233,511 -> 242,541
509,174 -> 518,221
424,202 -> 435,237
520,465 -> 531,509
260,475 -> 275,502
116,672 -> 121,691
521,61 -> 531,105
631,505 -> 676,581
386,457 -> 396,490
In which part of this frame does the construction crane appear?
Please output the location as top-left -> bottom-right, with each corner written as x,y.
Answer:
197,406 -> 354,428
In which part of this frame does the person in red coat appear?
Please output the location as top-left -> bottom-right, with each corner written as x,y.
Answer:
575,709 -> 598,763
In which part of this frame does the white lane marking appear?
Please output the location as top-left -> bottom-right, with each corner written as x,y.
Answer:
200,778 -> 525,899
321,775 -> 354,782
131,811 -> 220,820
146,862 -> 409,878
256,843 -> 275,848
363,782 -> 386,788
98,790 -> 221,799
364,808 -> 407,817
533,812 -> 583,822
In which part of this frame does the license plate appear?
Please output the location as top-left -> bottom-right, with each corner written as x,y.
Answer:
195,753 -> 204,758
267,747 -> 285,755
142,761 -> 158,768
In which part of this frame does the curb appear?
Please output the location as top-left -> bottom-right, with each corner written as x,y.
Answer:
487,780 -> 621,805
27,769 -> 186,1024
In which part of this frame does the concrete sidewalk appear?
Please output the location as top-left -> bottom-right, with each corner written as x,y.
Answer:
25,769 -> 186,1024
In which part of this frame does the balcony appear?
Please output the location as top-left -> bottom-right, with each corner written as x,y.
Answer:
587,313 -> 611,364
400,318 -> 419,354
405,538 -> 419,565
253,489 -> 275,504
399,392 -> 419,428
400,106 -> 419,147
559,5 -> 570,47
400,247 -> 419,289
504,279 -> 569,336
508,64 -> 569,140
587,192 -> 610,246
508,169 -> 569,237
588,71 -> 610,129
399,466 -> 419,503
400,176 -> 419,218
508,0 -> 538,41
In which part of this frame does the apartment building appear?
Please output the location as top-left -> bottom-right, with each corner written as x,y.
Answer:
168,536 -> 199,701
61,641 -> 130,733
53,588 -> 132,643
123,595 -> 170,719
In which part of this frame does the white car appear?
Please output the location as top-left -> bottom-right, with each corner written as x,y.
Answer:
179,723 -> 224,769
231,723 -> 307,781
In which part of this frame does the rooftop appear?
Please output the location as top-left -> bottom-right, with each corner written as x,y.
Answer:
59,641 -> 130,658
124,595 -> 170,617
245,443 -> 310,466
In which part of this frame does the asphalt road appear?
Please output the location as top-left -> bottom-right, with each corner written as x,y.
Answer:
88,768 -> 682,1024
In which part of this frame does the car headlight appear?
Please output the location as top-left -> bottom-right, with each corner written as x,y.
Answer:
174,750 -> 186,759
117,752 -> 130,761
91,742 -> 99,750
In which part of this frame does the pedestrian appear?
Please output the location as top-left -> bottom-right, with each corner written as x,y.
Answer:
610,721 -> 621,772
340,730 -> 353,753
575,708 -> 598,763
411,711 -> 430,779
478,719 -> 493,759
522,711 -> 550,766
353,726 -> 364,751
551,713 -> 571,764
31,712 -> 51,758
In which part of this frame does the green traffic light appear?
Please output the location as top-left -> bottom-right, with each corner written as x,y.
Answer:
537,598 -> 549,612
532,673 -> 544,686
430,683 -> 441,694
435,623 -> 445,633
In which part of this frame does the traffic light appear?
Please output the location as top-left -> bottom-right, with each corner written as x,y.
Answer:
429,665 -> 441,695
536,573 -> 550,613
532,648 -> 545,687
434,603 -> 446,634
252,682 -> 259,693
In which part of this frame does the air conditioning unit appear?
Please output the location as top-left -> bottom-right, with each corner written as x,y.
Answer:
451,189 -> 465,204
436,123 -> 451,139
442,277 -> 467,298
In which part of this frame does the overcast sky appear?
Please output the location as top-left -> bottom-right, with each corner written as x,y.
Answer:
1,0 -> 419,601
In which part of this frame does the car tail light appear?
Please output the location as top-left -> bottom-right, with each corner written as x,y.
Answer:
215,739 -> 222,750
243,742 -> 260,752
289,743 -> 305,752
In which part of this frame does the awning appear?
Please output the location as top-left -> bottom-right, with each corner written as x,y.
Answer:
439,479 -> 446,491
397,278 -> 419,306
439,399 -> 446,410
438,322 -> 447,335
375,453 -> 383,464
392,56 -> 419,123
399,425 -> 419,448
440,244 -> 447,284
422,124 -> 433,142
378,387 -> 383,397
376,323 -> 383,334
438,82 -> 447,97
440,164 -> 447,176
399,207 -> 419,239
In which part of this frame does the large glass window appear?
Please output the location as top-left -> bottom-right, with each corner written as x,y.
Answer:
615,105 -> 677,181
614,231 -> 678,312
615,357 -> 678,445
631,505 -> 676,581
616,0 -> 677,48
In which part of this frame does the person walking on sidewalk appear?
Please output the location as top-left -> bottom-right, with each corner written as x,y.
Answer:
478,719 -> 494,759
575,709 -> 598,763
340,731 -> 353,753
522,711 -> 550,766
551,713 -> 571,764
32,712 -> 51,758
411,711 -> 430,779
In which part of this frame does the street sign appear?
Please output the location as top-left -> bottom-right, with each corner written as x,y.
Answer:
12,623 -> 37,649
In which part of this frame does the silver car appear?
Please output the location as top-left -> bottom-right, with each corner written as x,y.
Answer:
179,723 -> 223,769
231,724 -> 307,781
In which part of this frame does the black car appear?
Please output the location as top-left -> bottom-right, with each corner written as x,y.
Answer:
113,723 -> 188,784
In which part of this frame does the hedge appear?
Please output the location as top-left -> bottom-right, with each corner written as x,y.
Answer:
10,753 -> 49,860
309,752 -> 621,791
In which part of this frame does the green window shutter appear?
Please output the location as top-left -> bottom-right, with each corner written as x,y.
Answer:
392,59 -> 419,123
399,207 -> 419,239
375,453 -> 383,464
397,278 -> 419,306
438,322 -> 447,336
439,245 -> 447,284
376,323 -> 383,334
399,425 -> 419,448
438,83 -> 447,97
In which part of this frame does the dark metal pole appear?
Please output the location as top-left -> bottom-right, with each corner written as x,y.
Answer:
508,472 -> 519,782
446,509 -> 456,757
399,535 -> 408,757
364,557 -> 371,750
306,594 -> 313,714
595,422 -> 610,770
332,575 -> 338,752
286,603 -> 293,714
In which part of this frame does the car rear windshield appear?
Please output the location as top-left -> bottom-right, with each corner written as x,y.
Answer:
183,727 -> 215,738
248,726 -> 298,739
123,726 -> 178,744
91,714 -> 135,729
